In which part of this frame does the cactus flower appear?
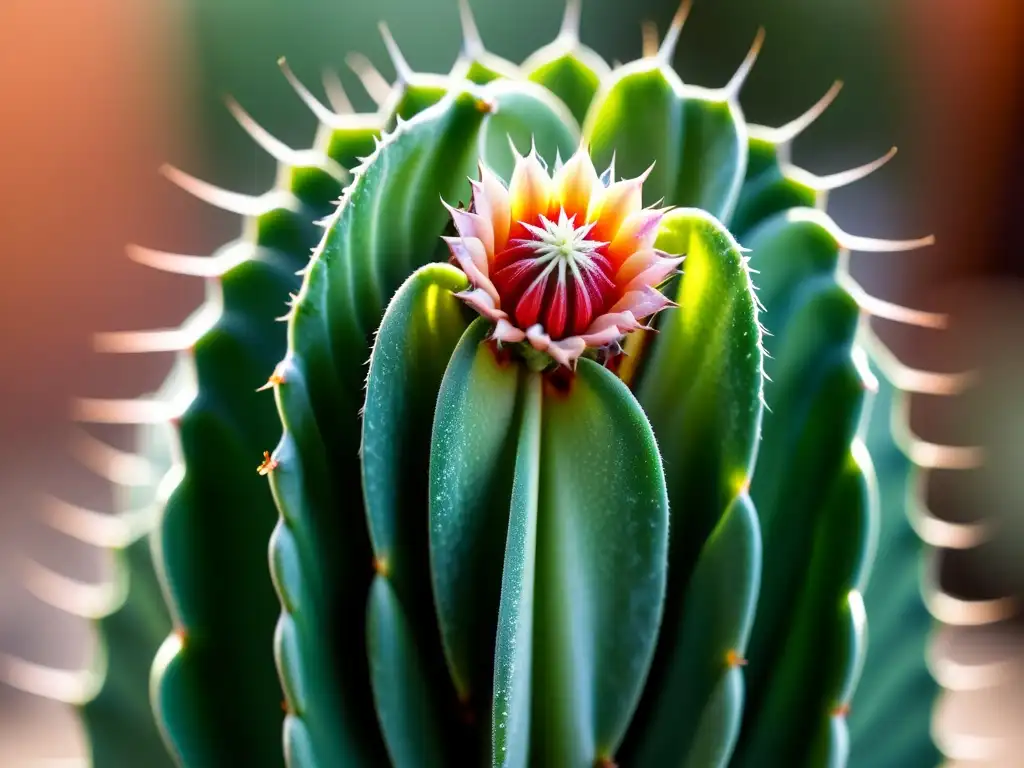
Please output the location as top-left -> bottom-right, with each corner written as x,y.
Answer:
443,144 -> 682,367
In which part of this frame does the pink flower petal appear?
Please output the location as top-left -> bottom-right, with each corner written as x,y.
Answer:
443,200 -> 494,255
615,249 -> 663,287
623,254 -> 684,293
609,285 -> 676,320
473,163 -> 512,254
525,324 -> 587,369
509,148 -> 553,240
552,148 -> 600,221
492,318 -> 526,343
583,310 -> 643,338
443,236 -> 498,303
586,164 -> 653,245
607,208 -> 666,264
456,287 -> 507,322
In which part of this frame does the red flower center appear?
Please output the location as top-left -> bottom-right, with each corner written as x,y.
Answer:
489,209 -> 617,340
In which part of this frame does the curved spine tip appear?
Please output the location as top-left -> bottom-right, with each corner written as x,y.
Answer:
378,22 -> 413,85
345,52 -> 393,107
68,429 -> 155,486
21,558 -> 126,619
0,653 -> 103,705
93,301 -> 222,355
797,146 -> 898,191
763,80 -> 844,145
321,68 -> 354,114
725,26 -> 766,99
890,391 -> 985,470
858,324 -> 976,395
160,164 -> 276,217
41,495 -> 144,548
843,231 -> 935,253
224,95 -> 290,157
909,498 -> 989,551
908,440 -> 985,471
840,273 -> 948,329
279,56 -> 345,127
657,0 -> 694,64
926,589 -> 1017,627
458,0 -> 485,58
126,243 -> 246,277
559,0 -> 583,43
72,391 -> 191,426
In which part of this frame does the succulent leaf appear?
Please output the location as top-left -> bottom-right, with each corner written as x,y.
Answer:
626,210 -> 763,744
362,263 -> 473,648
528,358 -> 668,766
267,90 -> 494,766
367,576 -> 449,768
582,62 -> 747,219
582,61 -> 683,207
625,494 -> 761,767
477,79 -> 579,183
151,248 -> 325,767
735,447 -> 875,767
490,367 -> 543,768
521,1 -> 610,126
730,136 -> 817,239
429,318 -> 523,715
361,263 -> 474,760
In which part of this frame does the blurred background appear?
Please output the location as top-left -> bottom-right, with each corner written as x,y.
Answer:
0,0 -> 1020,764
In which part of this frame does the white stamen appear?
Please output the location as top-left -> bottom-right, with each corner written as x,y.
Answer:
519,209 -> 608,277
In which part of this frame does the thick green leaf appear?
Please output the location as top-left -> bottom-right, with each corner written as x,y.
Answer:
367,576 -> 448,768
138,69 -> 358,766
849,375 -> 941,767
491,370 -> 542,768
151,247 -> 322,768
582,62 -> 747,218
452,38 -> 520,86
384,77 -> 454,125
623,210 -> 762,761
684,670 -> 744,768
637,210 -> 764,560
523,38 -> 610,126
478,79 -> 579,183
361,262 -> 473,761
530,358 -> 669,767
362,264 -> 471,611
626,494 -> 761,767
735,449 -> 874,767
581,61 -> 682,207
320,116 -> 382,172
742,289 -> 865,705
429,318 -> 523,712
267,89 -> 494,767
728,135 -> 817,239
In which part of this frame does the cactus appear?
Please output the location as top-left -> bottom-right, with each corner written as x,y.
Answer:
5,1 -> 989,767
